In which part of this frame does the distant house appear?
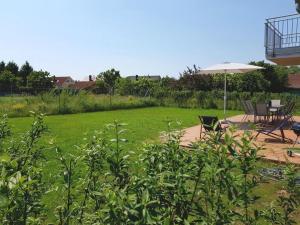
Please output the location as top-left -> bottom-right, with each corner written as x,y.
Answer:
55,76 -> 75,88
126,75 -> 161,81
69,81 -> 96,91
287,74 -> 300,90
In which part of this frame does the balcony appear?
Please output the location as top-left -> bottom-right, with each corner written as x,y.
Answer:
265,14 -> 300,65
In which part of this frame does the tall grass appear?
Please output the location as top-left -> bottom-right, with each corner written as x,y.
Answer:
155,90 -> 300,112
1,90 -> 300,118
0,91 -> 157,117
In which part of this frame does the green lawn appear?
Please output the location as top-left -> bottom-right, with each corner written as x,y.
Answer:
9,107 -> 240,153
9,107 -> 241,176
6,107 -> 300,223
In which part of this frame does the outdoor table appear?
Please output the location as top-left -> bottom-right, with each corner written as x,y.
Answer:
269,104 -> 284,108
269,105 -> 284,118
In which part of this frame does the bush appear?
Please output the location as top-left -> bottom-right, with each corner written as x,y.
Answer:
0,116 -> 299,224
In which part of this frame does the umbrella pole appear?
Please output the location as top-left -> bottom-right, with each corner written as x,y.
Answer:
224,73 -> 227,121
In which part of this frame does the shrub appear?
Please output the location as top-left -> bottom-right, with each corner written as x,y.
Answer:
0,116 -> 299,224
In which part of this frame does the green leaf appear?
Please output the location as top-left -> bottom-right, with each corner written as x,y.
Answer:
0,153 -> 10,162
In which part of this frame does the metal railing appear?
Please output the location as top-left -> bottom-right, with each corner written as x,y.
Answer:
265,14 -> 300,57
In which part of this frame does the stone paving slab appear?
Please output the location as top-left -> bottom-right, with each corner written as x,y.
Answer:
180,115 -> 300,165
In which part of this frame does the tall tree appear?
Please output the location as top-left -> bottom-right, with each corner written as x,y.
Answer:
5,61 -> 19,76
97,69 -> 121,105
178,65 -> 213,91
249,61 -> 288,92
0,70 -> 17,93
27,70 -> 54,93
19,61 -> 33,86
0,61 -> 5,73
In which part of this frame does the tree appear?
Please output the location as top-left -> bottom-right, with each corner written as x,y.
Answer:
0,61 -> 5,73
98,69 -> 120,94
5,61 -> 19,76
238,71 -> 270,93
159,76 -> 177,89
287,65 -> 300,74
19,61 -> 33,87
0,70 -> 17,93
134,78 -> 155,97
95,79 -> 109,94
178,65 -> 213,91
27,70 -> 54,93
97,69 -> 121,105
296,0 -> 300,13
116,78 -> 135,96
249,61 -> 288,92
274,66 -> 289,92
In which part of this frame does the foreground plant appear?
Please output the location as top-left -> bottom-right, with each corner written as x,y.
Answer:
77,130 -> 108,224
190,130 -> 237,224
55,148 -> 81,225
0,114 -> 10,140
0,113 -> 47,224
139,121 -> 192,224
231,130 -> 261,224
53,121 -> 299,224
0,114 -> 299,224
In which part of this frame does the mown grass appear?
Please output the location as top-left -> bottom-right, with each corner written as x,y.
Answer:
9,107 -> 239,152
6,107 -> 300,223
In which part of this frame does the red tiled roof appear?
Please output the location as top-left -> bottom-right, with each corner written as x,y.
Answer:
69,81 -> 96,90
55,76 -> 73,86
288,74 -> 300,89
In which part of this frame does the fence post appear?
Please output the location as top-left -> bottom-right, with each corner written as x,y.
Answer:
58,90 -> 61,113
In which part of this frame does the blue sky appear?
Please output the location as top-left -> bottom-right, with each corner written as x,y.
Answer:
0,0 -> 295,79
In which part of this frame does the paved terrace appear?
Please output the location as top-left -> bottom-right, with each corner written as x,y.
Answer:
180,115 -> 300,165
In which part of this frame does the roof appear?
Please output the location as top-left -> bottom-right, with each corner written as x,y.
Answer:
126,75 -> 161,80
288,74 -> 300,89
55,76 -> 73,85
69,81 -> 96,90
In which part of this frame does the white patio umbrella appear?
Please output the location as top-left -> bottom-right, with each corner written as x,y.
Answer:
198,62 -> 264,121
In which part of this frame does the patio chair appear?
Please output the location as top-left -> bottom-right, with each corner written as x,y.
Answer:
244,100 -> 255,121
271,99 -> 281,107
199,116 -> 227,139
241,100 -> 254,122
269,99 -> 283,120
255,103 -> 269,123
279,101 -> 295,122
255,116 -> 292,142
